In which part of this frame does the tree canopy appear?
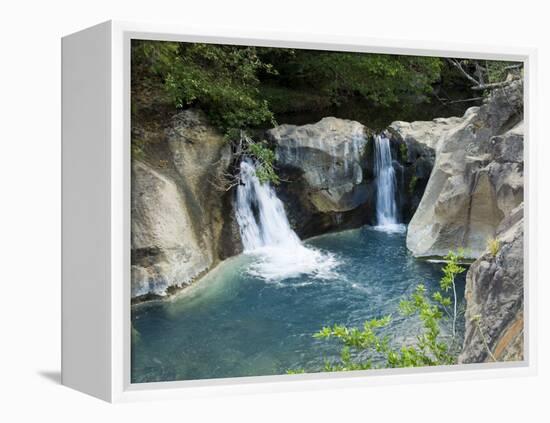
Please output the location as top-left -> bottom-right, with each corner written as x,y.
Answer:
133,40 -> 521,135
132,40 -> 446,135
132,40 -> 521,185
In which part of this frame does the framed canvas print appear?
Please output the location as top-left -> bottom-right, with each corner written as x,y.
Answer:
61,21 -> 537,402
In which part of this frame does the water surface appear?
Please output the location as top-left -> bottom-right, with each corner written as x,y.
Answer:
131,227 -> 465,383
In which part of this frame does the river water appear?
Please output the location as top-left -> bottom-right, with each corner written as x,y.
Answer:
131,227 -> 465,383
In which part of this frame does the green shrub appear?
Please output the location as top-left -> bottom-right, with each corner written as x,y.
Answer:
132,40 -> 446,136
487,238 -> 500,257
132,40 -> 276,135
258,49 -> 443,108
246,140 -> 279,185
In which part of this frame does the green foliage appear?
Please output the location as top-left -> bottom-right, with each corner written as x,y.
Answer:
286,368 -> 306,375
259,49 -> 443,108
445,59 -> 522,91
288,251 -> 467,374
133,41 -> 517,186
440,250 -> 466,293
487,238 -> 500,257
485,61 -> 520,84
399,143 -> 408,162
133,40 -> 446,135
439,250 -> 466,337
132,40 -> 276,134
259,85 -> 332,114
408,175 -> 418,194
246,140 -> 279,185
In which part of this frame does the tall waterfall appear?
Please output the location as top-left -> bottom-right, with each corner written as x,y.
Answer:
374,135 -> 405,233
235,159 -> 339,282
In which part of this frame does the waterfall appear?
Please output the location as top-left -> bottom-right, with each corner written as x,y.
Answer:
374,134 -> 405,233
235,159 -> 339,282
236,159 -> 301,251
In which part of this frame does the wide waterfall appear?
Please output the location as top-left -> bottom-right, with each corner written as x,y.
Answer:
374,134 -> 405,233
235,159 -> 339,282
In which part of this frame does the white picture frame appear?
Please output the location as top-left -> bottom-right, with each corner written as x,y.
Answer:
61,20 -> 538,403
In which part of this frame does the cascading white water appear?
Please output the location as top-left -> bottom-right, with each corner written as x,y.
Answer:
236,160 -> 302,251
374,134 -> 405,233
235,159 -> 339,282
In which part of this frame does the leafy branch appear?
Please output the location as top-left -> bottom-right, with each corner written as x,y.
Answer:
288,250 -> 467,374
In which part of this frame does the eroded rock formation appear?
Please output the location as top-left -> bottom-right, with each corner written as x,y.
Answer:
266,118 -> 372,237
266,117 -> 432,237
131,109 -> 241,299
392,82 -> 525,362
399,81 -> 523,258
459,202 -> 524,363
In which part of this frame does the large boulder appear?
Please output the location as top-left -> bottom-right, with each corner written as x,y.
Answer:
165,110 -> 241,261
459,202 -> 524,363
131,109 -> 241,300
131,161 -> 211,297
266,117 -> 372,237
389,115 -> 468,151
404,81 -> 524,258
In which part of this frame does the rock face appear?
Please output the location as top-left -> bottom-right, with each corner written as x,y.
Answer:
131,161 -> 210,297
385,127 -> 437,222
267,118 -> 373,237
389,115 -> 467,151
396,82 -> 525,362
131,109 -> 240,299
459,203 -> 524,363
266,117 -> 436,237
403,81 -> 524,258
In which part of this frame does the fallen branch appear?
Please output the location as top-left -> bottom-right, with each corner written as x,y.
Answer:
504,63 -> 523,71
445,96 -> 484,104
447,58 -> 480,86
447,58 -> 522,92
470,77 -> 520,91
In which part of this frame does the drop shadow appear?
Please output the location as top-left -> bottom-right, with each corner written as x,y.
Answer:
38,370 -> 62,384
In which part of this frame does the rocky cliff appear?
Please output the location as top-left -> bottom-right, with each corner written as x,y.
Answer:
266,117 -> 431,237
131,109 -> 241,300
459,202 -> 524,363
396,81 -> 524,258
390,81 -> 525,363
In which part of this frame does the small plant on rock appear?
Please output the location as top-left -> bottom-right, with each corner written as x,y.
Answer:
437,250 -> 466,338
409,175 -> 418,194
399,143 -> 408,162
487,237 -> 500,257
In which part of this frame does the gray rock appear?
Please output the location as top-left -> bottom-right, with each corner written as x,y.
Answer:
384,127 -> 436,222
266,116 -> 438,237
389,112 -> 473,151
266,117 -> 372,237
268,117 -> 368,213
459,202 -> 524,363
405,81 -> 524,258
131,161 -> 210,297
131,109 -> 241,299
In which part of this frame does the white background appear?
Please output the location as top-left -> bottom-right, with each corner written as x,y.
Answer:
1,0 -> 548,421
